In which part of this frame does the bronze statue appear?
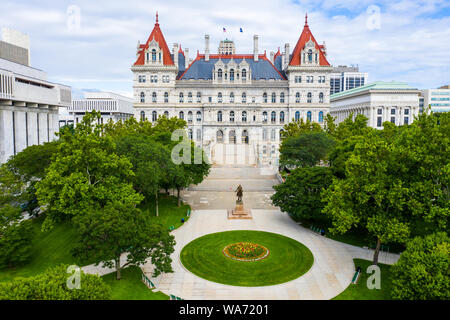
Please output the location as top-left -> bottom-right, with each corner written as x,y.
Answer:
235,184 -> 243,203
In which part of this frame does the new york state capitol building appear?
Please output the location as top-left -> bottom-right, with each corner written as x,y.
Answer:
132,14 -> 333,166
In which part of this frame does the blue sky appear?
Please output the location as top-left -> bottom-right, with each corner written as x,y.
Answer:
1,0 -> 449,98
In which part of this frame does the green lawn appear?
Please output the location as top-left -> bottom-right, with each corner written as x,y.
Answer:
102,266 -> 169,300
0,194 -> 189,300
180,230 -> 314,287
332,259 -> 393,300
0,217 -> 81,282
140,194 -> 190,230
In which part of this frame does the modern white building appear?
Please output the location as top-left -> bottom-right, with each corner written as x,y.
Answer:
132,13 -> 332,167
420,86 -> 450,114
65,91 -> 134,127
330,81 -> 420,129
0,29 -> 71,163
330,65 -> 368,95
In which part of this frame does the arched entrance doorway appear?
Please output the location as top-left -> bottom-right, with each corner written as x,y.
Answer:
229,130 -> 236,144
242,130 -> 249,144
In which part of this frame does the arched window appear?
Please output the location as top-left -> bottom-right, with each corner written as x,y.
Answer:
140,111 -> 145,121
179,92 -> 184,103
280,92 -> 285,103
296,92 -> 300,103
271,92 -> 276,103
217,111 -> 222,122
164,92 -> 168,103
140,92 -> 145,103
242,130 -> 249,144
280,111 -> 285,123
319,92 -> 324,103
307,111 -> 312,122
196,111 -> 202,122
217,130 -> 224,143
188,111 -> 193,123
242,92 -> 247,103
218,69 -> 223,81
218,92 -> 223,103
188,92 -> 193,103
230,69 -> 235,81
262,111 -> 268,123
271,111 -> 276,123
188,129 -> 193,140
196,129 -> 202,140
196,92 -> 201,103
229,111 -> 235,122
152,49 -> 157,62
152,111 -> 157,122
164,111 -> 169,118
308,49 -> 313,63
319,111 -> 324,123
152,92 -> 157,103
242,111 -> 247,122
229,130 -> 236,144
230,92 -> 235,103
271,129 -> 276,141
242,69 -> 247,81
307,92 -> 312,103
179,111 -> 184,120
263,92 -> 268,103
295,111 -> 300,121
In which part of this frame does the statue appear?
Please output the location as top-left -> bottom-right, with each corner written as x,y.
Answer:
235,184 -> 243,203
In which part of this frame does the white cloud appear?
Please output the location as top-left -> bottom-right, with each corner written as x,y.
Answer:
0,0 -> 448,92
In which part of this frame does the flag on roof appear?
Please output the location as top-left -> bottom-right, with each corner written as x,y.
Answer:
223,27 -> 226,32
240,28 -> 243,33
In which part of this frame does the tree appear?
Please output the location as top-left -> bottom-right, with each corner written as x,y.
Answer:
6,141 -> 59,180
0,264 -> 111,300
272,167 -> 332,224
72,201 -> 175,280
281,118 -> 323,141
279,131 -> 334,168
0,204 -> 34,269
115,134 -> 171,216
0,165 -> 33,269
322,130 -> 410,264
35,111 -> 142,231
391,232 -> 449,300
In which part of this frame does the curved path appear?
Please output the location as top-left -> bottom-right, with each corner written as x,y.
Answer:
141,208 -> 399,300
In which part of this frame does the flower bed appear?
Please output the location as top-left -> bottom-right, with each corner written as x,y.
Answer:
223,242 -> 269,261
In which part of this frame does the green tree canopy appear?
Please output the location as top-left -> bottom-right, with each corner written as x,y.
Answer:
279,131 -> 334,168
391,232 -> 449,300
35,111 -> 143,230
272,166 -> 333,224
0,264 -> 111,300
72,201 -> 175,280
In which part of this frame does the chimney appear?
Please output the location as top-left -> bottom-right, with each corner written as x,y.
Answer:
281,54 -> 285,70
270,51 -> 274,63
284,43 -> 290,69
185,48 -> 189,69
253,35 -> 259,61
322,41 -> 327,57
205,35 -> 210,61
173,43 -> 179,68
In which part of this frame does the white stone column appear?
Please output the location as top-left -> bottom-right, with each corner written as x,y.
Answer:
14,110 -> 27,154
0,109 -> 14,163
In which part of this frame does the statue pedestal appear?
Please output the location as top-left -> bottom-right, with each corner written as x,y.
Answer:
227,201 -> 252,220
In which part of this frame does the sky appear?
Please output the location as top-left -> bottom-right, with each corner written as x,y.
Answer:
1,0 -> 449,98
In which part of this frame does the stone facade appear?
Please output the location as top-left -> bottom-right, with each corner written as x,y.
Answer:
131,14 -> 331,167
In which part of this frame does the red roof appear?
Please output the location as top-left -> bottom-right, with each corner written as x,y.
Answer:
273,47 -> 281,61
289,14 -> 330,67
133,13 -> 174,66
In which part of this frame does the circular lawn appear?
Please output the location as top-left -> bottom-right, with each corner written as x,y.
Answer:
180,230 -> 314,287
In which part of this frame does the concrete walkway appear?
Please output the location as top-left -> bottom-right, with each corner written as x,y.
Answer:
140,209 -> 399,300
82,166 -> 400,300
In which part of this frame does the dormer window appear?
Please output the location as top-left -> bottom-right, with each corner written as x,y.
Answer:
152,49 -> 157,62
242,69 -> 247,81
308,49 -> 313,63
218,69 -> 223,81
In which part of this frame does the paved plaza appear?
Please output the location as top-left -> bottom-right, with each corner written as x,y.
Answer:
84,166 -> 400,299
